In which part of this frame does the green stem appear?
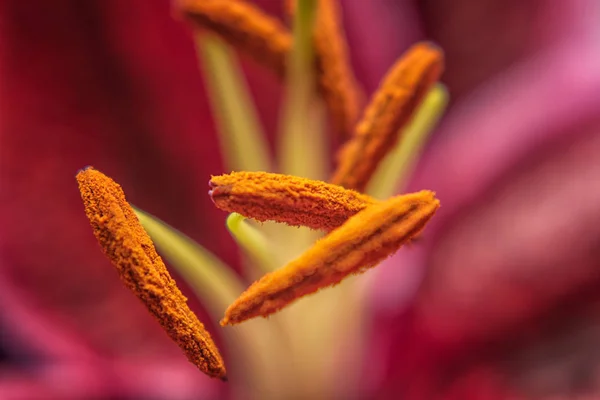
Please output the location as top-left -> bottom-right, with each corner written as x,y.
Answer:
134,207 -> 243,316
278,0 -> 326,181
226,213 -> 281,275
197,34 -> 272,172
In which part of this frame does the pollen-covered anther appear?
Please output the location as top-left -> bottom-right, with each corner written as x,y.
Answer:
314,0 -> 363,139
177,0 -> 292,77
179,0 -> 362,139
220,190 -> 440,325
209,171 -> 378,231
76,167 -> 227,379
288,0 -> 363,139
331,42 -> 445,192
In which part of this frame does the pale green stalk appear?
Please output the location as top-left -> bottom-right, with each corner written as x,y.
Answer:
197,34 -> 272,172
134,207 -> 291,399
271,0 -> 323,271
226,213 -> 280,274
134,207 -> 243,315
278,0 -> 326,181
328,277 -> 369,398
272,2 -> 341,396
366,84 -> 449,198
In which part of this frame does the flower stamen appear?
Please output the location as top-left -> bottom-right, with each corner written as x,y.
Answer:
76,167 -> 227,380
288,0 -> 363,139
209,171 -> 378,231
313,0 -> 363,139
179,0 -> 362,141
178,0 -> 292,78
331,42 -> 444,192
220,190 -> 440,325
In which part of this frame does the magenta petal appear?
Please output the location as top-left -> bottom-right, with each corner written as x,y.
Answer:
368,30 -> 600,399
419,0 -> 600,100
411,40 -> 600,226
370,39 -> 600,312
343,0 -> 423,93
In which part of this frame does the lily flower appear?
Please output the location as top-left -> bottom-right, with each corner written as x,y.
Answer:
74,0 -> 446,395
1,0 -> 598,399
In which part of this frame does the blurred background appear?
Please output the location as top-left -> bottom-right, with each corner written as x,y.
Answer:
1,0 -> 599,399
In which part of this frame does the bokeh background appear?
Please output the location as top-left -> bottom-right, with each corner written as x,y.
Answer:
1,0 -> 599,399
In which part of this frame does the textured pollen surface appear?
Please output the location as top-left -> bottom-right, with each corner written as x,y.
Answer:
178,0 -> 292,78
209,171 -> 378,231
221,190 -> 440,325
331,42 -> 444,192
76,167 -> 227,379
287,0 -> 363,139
312,0 -> 363,139
180,0 -> 361,133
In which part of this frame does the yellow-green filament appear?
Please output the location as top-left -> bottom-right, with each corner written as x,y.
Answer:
278,0 -> 326,181
366,83 -> 449,199
133,208 -> 294,397
197,34 -> 272,172
226,212 -> 280,274
134,207 -> 244,317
